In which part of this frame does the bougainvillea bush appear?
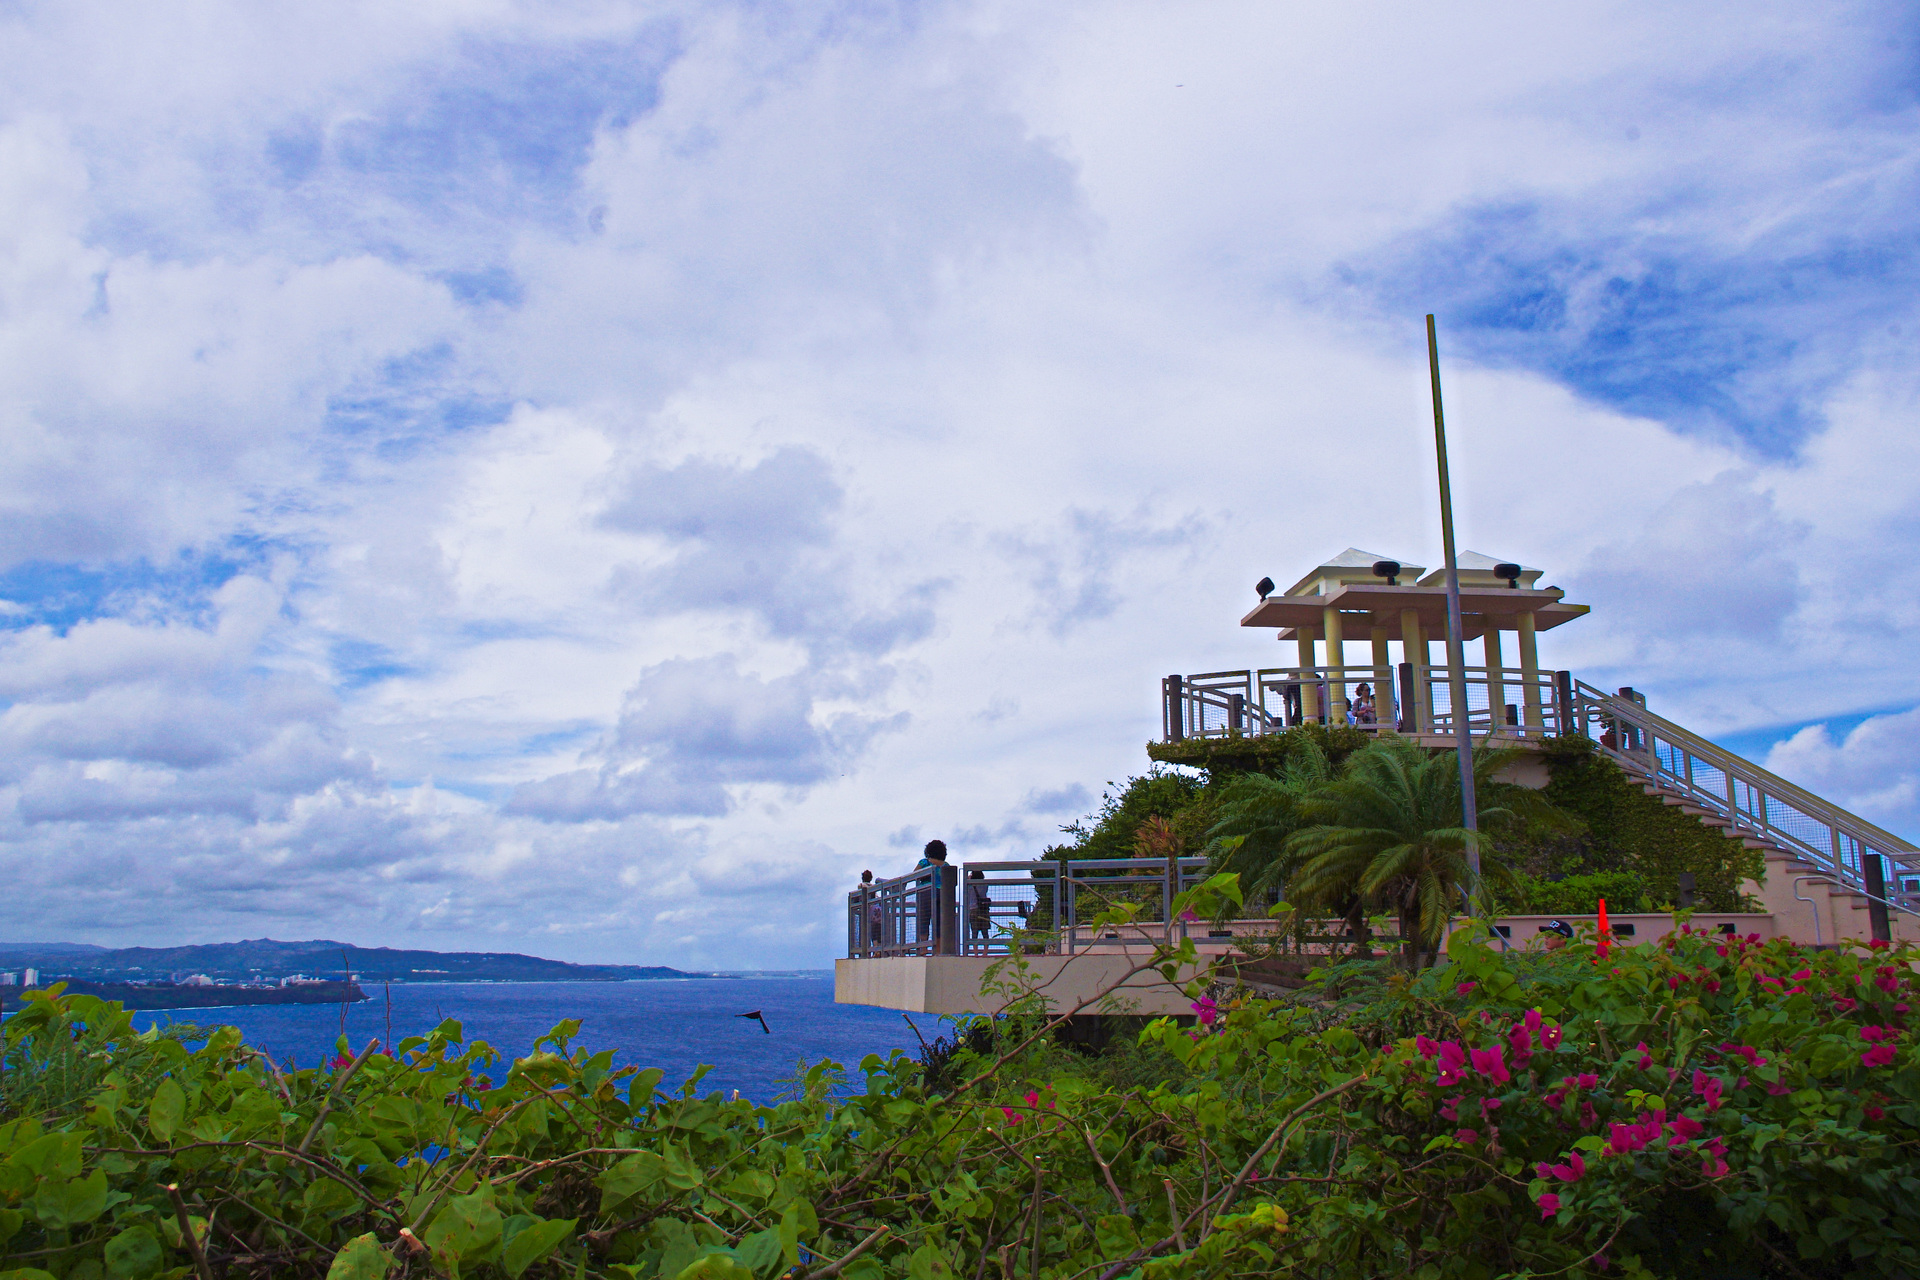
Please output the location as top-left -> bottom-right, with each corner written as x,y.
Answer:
0,897 -> 1916,1279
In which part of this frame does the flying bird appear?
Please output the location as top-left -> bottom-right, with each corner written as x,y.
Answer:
737,1010 -> 770,1034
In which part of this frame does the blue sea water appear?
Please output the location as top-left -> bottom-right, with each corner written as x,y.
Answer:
123,976 -> 927,1104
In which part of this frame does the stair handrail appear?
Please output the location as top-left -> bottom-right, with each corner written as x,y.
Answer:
1572,682 -> 1919,894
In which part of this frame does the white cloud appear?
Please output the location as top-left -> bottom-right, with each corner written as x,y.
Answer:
0,0 -> 1915,965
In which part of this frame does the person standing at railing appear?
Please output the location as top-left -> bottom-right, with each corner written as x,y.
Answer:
967,869 -> 994,944
860,870 -> 887,953
1352,683 -> 1376,725
915,839 -> 949,953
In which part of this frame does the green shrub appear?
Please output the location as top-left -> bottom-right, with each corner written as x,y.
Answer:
2,912 -> 1916,1278
1501,870 -> 1654,915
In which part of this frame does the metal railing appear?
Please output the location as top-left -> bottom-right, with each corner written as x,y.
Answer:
1163,665 -> 1572,740
847,858 -> 1215,958
1565,682 -> 1920,912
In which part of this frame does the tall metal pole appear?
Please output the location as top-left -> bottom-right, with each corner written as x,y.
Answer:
1426,315 -> 1481,884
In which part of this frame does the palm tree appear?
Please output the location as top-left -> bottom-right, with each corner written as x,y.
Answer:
1203,738 -> 1334,905
1283,738 -> 1569,966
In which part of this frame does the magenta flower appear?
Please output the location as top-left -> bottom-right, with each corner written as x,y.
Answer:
1866,1105 -> 1885,1120
1537,1192 -> 1561,1220
1667,1114 -> 1703,1144
1415,1034 -> 1441,1059
1469,1045 -> 1511,1084
1575,1072 -> 1598,1090
1454,1128 -> 1480,1144
1832,996 -> 1858,1013
1863,1044 -> 1898,1068
1537,1151 -> 1586,1182
1191,996 -> 1219,1027
1435,1040 -> 1467,1087
1456,981 -> 1478,996
1861,1025 -> 1893,1043
1540,1023 -> 1563,1050
1482,1096 -> 1503,1113
1766,1080 -> 1792,1096
1635,1041 -> 1653,1070
1507,1025 -> 1534,1065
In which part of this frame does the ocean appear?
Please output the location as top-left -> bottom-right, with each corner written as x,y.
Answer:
123,975 -> 928,1104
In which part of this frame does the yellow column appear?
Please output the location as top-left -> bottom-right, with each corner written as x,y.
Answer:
1483,624 -> 1506,734
1370,625 -> 1392,730
1518,610 -> 1542,731
1295,628 -> 1319,723
1322,605 -> 1347,724
1399,608 -> 1426,732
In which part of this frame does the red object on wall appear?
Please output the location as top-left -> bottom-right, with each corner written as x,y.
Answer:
1596,898 -> 1611,957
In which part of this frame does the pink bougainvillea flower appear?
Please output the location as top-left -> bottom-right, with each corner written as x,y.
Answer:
1541,1151 -> 1587,1181
1580,1101 -> 1599,1128
1456,981 -> 1478,996
1635,1042 -> 1654,1070
1508,1025 -> 1534,1065
1832,996 -> 1858,1013
1436,1040 -> 1468,1087
1861,1025 -> 1893,1042
1541,1023 -> 1563,1050
1415,1035 -> 1441,1060
1897,1002 -> 1911,1014
1667,1114 -> 1704,1144
1470,1045 -> 1511,1084
1454,1128 -> 1480,1144
1543,1089 -> 1566,1110
1702,1155 -> 1731,1178
1866,1105 -> 1885,1120
1439,1096 -> 1460,1122
1692,1070 -> 1725,1111
1576,1072 -> 1599,1090
1668,975 -> 1683,990
1483,1096 -> 1503,1113
1863,1044 -> 1898,1068
1715,945 -> 1729,958
1537,1192 -> 1561,1220
1766,1080 -> 1792,1096
1192,996 -> 1219,1027
1001,1106 -> 1023,1124
1875,968 -> 1900,994
1792,968 -> 1812,980
1524,1008 -> 1543,1036
1704,979 -> 1722,994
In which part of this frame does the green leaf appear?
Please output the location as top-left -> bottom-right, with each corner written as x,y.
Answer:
303,1177 -> 360,1219
0,1208 -> 20,1248
424,1191 -> 503,1262
32,1170 -> 108,1230
1096,1215 -> 1139,1255
672,1256 -> 755,1280
325,1232 -> 393,1280
777,1200 -> 818,1267
598,1151 -> 668,1211
147,1079 -> 187,1144
0,1269 -> 58,1280
734,1229 -> 783,1276
503,1216 -> 574,1278
104,1226 -> 164,1279
8,1132 -> 81,1179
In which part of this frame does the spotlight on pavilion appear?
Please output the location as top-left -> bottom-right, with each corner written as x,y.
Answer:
1495,562 -> 1522,589
1371,560 -> 1401,586
1255,576 -> 1275,600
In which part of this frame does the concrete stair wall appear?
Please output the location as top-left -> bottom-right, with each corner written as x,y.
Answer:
1612,755 -> 1920,947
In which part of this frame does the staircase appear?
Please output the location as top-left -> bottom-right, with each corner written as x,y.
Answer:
1570,683 -> 1920,945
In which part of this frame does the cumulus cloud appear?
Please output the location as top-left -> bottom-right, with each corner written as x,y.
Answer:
0,0 -> 1917,964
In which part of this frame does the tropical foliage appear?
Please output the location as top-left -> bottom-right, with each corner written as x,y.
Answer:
3,893 -> 1918,1279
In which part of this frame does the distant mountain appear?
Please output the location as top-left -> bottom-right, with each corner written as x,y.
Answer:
0,939 -> 710,985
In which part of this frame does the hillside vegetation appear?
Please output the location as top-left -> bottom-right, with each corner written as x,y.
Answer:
2,884 -> 1915,1279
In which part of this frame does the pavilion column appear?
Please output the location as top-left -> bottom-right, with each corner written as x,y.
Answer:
1400,610 -> 1429,731
1370,625 -> 1392,730
1322,606 -> 1347,724
1295,627 -> 1319,723
1518,610 -> 1543,731
1483,624 -> 1507,734
1400,608 -> 1427,731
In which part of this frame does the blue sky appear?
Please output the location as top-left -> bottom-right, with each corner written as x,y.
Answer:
0,0 -> 1917,965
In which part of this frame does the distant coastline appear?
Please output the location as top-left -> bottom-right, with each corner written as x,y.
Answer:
0,937 -> 719,995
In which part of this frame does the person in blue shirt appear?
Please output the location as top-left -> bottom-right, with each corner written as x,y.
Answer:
915,839 -> 948,952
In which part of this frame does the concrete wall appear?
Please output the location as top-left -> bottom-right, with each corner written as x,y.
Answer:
833,953 -> 1209,1018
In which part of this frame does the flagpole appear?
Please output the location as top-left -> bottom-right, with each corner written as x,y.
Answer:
1426,315 -> 1481,886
